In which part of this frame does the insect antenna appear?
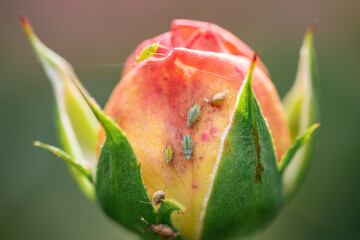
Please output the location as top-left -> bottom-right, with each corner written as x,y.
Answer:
94,139 -> 103,148
150,52 -> 169,58
138,200 -> 152,205
76,62 -> 127,69
141,217 -> 150,226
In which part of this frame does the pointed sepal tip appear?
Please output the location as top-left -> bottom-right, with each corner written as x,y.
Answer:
20,14 -> 37,42
278,123 -> 320,173
33,141 -> 93,183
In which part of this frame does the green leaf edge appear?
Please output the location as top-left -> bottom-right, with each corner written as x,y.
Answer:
71,67 -> 182,239
157,199 -> 185,226
278,123 -> 320,173
33,141 -> 93,183
282,26 -> 320,201
21,15 -> 98,200
199,56 -> 282,240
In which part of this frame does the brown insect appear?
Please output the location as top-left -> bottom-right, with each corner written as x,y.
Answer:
141,217 -> 178,239
152,190 -> 166,205
210,91 -> 226,106
204,90 -> 229,106
149,224 -> 178,239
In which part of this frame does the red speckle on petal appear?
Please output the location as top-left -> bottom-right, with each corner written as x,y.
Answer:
210,127 -> 219,138
203,117 -> 213,131
207,111 -> 211,114
200,133 -> 209,142
199,156 -> 204,161
235,66 -> 244,79
156,87 -> 162,95
192,184 -> 199,189
179,167 -> 186,175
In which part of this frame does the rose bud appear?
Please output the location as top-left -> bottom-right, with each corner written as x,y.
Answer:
24,16 -> 319,240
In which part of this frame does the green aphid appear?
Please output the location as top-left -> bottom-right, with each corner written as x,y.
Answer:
165,144 -> 174,164
136,42 -> 159,62
181,134 -> 193,160
186,104 -> 202,127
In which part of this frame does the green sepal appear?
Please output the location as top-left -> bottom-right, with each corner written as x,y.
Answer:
200,57 -> 282,240
33,141 -> 93,183
282,26 -> 319,201
22,16 -> 98,199
157,199 -> 185,225
278,124 -> 320,173
97,139 -> 157,235
71,70 -> 179,239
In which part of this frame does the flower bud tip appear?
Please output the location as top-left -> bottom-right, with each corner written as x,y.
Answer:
306,20 -> 318,35
20,13 -> 27,26
252,52 -> 259,64
248,53 -> 258,76
20,14 -> 34,38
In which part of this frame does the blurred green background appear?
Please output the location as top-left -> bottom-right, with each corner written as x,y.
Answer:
1,0 -> 359,239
